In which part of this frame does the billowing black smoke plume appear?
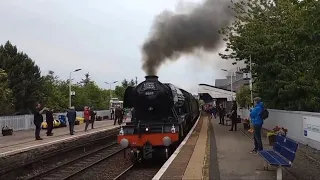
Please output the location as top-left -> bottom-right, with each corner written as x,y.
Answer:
142,0 -> 235,75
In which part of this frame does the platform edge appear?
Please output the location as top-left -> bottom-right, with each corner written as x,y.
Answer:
0,126 -> 119,157
152,114 -> 201,180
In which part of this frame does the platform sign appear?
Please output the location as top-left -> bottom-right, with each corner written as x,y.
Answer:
303,116 -> 320,142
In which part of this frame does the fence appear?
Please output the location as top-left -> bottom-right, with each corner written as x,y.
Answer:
238,108 -> 320,150
0,110 -> 111,131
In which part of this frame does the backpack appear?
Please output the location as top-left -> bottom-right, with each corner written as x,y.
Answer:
261,108 -> 269,120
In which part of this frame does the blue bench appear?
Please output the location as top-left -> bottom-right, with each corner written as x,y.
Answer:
259,135 -> 299,180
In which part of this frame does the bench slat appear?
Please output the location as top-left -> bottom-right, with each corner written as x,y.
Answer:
284,138 -> 298,153
260,135 -> 298,168
259,150 -> 291,167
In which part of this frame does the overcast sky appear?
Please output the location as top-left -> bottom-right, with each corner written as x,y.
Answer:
0,0 -> 236,94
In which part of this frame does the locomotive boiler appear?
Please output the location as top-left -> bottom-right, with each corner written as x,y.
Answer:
117,75 -> 200,162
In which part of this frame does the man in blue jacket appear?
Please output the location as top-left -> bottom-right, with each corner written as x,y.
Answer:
250,97 -> 264,153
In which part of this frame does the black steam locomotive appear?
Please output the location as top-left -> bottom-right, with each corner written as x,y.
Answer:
117,75 -> 200,162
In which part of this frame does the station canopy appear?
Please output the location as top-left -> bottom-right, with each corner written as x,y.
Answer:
198,84 -> 236,102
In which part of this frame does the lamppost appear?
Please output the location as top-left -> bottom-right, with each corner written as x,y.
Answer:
221,68 -> 235,93
104,81 -> 118,99
221,68 -> 242,101
69,69 -> 82,108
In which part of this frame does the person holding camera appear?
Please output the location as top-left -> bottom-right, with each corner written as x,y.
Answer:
34,103 -> 47,140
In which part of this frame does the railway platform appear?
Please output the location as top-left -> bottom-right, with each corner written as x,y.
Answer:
0,120 -> 120,171
153,116 -> 277,180
0,120 -> 117,155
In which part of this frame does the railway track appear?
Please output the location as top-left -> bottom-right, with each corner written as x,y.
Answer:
113,162 -> 162,180
26,143 -> 125,180
0,132 -> 121,180
113,165 -> 135,180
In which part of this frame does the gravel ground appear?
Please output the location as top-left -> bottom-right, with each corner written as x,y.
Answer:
0,136 -> 117,180
0,128 -> 119,172
71,149 -> 133,180
118,163 -> 162,180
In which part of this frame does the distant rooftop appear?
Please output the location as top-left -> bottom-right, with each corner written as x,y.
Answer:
215,79 -> 228,87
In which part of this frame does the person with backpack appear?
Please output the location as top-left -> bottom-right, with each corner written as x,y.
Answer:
250,97 -> 268,154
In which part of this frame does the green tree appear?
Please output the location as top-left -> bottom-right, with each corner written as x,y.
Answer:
219,0 -> 320,111
0,41 -> 43,112
129,79 -> 135,86
42,70 -> 68,111
114,78 -> 136,100
72,81 -> 109,110
236,85 -> 251,108
0,69 -> 14,115
80,72 -> 91,86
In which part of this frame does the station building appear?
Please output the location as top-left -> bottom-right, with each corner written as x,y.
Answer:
198,67 -> 250,111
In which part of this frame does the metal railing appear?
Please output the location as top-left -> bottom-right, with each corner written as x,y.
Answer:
0,110 -> 111,131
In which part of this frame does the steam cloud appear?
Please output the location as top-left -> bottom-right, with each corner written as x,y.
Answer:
142,0 -> 235,75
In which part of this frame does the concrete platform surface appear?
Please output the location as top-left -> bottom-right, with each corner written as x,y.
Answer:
0,120 -> 119,156
211,118 -> 276,180
155,116 -> 204,180
183,116 -> 209,180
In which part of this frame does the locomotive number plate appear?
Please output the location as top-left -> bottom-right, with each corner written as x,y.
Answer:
142,82 -> 158,91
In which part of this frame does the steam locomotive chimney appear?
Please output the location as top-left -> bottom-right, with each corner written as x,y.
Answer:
145,75 -> 159,81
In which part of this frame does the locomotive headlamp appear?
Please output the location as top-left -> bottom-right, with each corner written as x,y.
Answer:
120,138 -> 129,148
146,127 -> 149,131
163,136 -> 172,147
171,124 -> 176,133
119,126 -> 124,135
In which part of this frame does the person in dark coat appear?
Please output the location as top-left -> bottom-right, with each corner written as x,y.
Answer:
111,108 -> 115,120
90,107 -> 96,129
131,107 -> 136,122
46,108 -> 54,136
67,106 -> 77,135
114,106 -> 122,125
33,103 -> 47,140
218,104 -> 226,125
211,105 -> 217,118
229,101 -> 238,131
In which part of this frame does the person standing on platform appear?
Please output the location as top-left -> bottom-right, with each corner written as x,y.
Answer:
229,101 -> 238,131
46,108 -> 54,136
90,107 -> 96,129
218,104 -> 225,125
250,97 -> 264,153
84,106 -> 90,131
110,108 -> 115,120
33,103 -> 47,140
114,106 -> 122,125
67,106 -> 77,135
211,105 -> 217,119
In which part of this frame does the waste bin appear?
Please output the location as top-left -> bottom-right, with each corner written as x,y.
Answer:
2,126 -> 13,136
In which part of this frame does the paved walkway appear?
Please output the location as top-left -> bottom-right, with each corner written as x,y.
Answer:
0,120 -> 116,151
210,118 -> 276,180
183,116 -> 209,179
